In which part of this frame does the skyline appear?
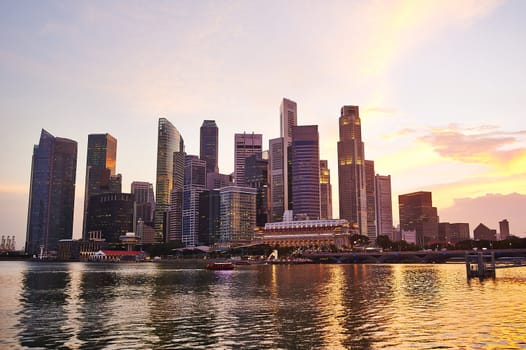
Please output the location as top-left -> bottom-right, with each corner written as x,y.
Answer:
1,1 -> 526,248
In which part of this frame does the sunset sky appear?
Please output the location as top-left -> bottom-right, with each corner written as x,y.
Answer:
1,0 -> 525,248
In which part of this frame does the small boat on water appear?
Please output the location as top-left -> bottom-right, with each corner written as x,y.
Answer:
206,262 -> 235,270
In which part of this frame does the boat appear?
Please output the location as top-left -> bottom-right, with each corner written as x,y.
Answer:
206,262 -> 235,270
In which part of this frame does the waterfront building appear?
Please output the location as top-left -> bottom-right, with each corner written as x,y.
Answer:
398,191 -> 439,248
206,172 -> 234,190
131,181 -> 155,235
219,186 -> 257,243
337,106 -> 367,235
154,118 -> 184,241
199,189 -> 220,245
85,193 -> 134,244
291,125 -> 320,220
166,151 -> 186,243
26,129 -> 77,257
474,223 -> 497,241
439,222 -> 470,243
234,132 -> 262,186
499,219 -> 510,240
320,160 -> 332,220
245,153 -> 269,227
182,155 -> 207,246
365,160 -> 377,243
375,174 -> 393,241
82,133 -> 117,238
269,137 -> 285,222
253,219 -> 351,250
200,120 -> 219,174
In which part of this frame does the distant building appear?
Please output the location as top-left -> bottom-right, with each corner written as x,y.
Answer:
365,160 -> 376,243
86,193 -> 134,244
206,172 -> 234,190
82,133 -> 118,238
200,120 -> 219,174
26,129 -> 77,256
338,105 -> 367,235
219,186 -> 257,243
474,223 -> 497,241
199,189 -> 221,246
375,174 -> 393,241
131,181 -> 155,230
166,151 -> 186,242
234,132 -> 262,186
499,219 -> 510,240
154,118 -> 184,241
253,219 -> 352,250
269,137 -> 286,222
245,153 -> 269,227
291,125 -> 320,220
182,155 -> 207,246
319,160 -> 332,219
398,191 -> 439,248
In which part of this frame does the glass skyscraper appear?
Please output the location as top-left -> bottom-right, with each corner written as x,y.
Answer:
26,129 -> 77,256
320,160 -> 332,219
200,120 -> 219,174
234,132 -> 262,186
154,118 -> 184,241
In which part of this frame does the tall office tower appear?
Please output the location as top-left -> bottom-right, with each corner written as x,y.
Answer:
26,129 -> 77,256
398,191 -> 439,248
280,98 -> 297,209
374,174 -> 393,240
499,219 -> 510,240
365,160 -> 377,242
86,193 -> 134,243
199,189 -> 220,245
200,120 -> 219,174
291,125 -> 320,220
131,181 -> 155,232
182,155 -> 207,246
245,153 -> 269,227
234,132 -> 262,186
166,151 -> 186,242
154,118 -> 184,241
319,160 -> 333,219
82,133 -> 117,238
337,106 -> 367,234
219,186 -> 257,243
206,172 -> 234,190
269,137 -> 285,222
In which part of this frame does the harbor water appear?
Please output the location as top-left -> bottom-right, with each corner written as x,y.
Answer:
0,261 -> 525,349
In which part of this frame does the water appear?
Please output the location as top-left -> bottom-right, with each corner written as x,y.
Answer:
0,261 -> 525,349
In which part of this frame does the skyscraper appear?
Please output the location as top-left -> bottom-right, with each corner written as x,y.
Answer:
234,132 -> 262,186
182,155 -> 207,246
337,106 -> 367,234
154,118 -> 184,241
291,125 -> 320,220
280,98 -> 297,211
365,160 -> 377,243
219,186 -> 257,243
375,174 -> 393,240
200,120 -> 219,174
82,133 -> 117,238
320,160 -> 332,219
26,129 -> 77,256
499,219 -> 510,240
86,193 -> 134,243
398,191 -> 439,248
245,153 -> 269,227
131,181 -> 155,231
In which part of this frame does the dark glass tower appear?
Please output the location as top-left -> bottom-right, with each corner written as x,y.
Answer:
26,129 -> 77,256
337,106 -> 367,234
291,125 -> 320,220
398,191 -> 439,248
82,133 -> 117,238
86,193 -> 134,243
245,153 -> 269,227
200,120 -> 219,174
154,118 -> 184,241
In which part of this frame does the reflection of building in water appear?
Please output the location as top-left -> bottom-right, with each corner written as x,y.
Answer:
253,216 -> 352,249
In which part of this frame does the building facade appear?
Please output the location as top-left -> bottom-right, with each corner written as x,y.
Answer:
474,223 -> 497,241
234,132 -> 262,186
398,191 -> 439,248
219,186 -> 257,243
154,118 -> 184,241
26,129 -> 77,256
319,160 -> 332,220
269,137 -> 285,222
365,160 -> 377,243
85,193 -> 134,244
291,125 -> 320,220
245,154 -> 269,227
374,174 -> 393,240
499,219 -> 510,240
200,120 -> 219,174
82,133 -> 117,238
182,155 -> 207,246
337,106 -> 367,235
131,181 -> 155,233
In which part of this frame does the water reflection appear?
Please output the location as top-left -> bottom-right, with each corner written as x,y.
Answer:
2,262 -> 525,349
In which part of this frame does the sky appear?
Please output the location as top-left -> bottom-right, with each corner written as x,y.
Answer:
1,0 -> 525,249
